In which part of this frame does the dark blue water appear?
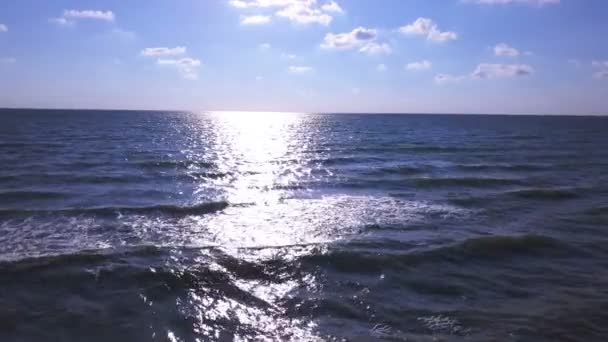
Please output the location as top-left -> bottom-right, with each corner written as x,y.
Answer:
1,109 -> 608,341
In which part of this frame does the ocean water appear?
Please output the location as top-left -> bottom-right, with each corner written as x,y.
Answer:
1,109 -> 608,341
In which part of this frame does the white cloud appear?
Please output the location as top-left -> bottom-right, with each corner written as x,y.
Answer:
157,58 -> 202,80
229,0 -> 252,8
434,73 -> 466,84
359,42 -> 392,55
259,43 -> 271,50
377,63 -> 387,72
406,60 -> 432,71
594,70 -> 608,80
49,17 -> 74,26
321,1 -> 344,13
592,60 -> 608,68
229,0 -> 341,26
229,0 -> 294,8
50,9 -> 114,26
0,24 -> 7,32
241,15 -> 271,25
472,63 -> 534,78
63,9 -> 115,22
288,65 -> 313,73
400,17 -> 433,35
435,63 -> 534,84
399,17 -> 457,42
276,4 -> 332,25
321,27 -> 377,49
141,47 -> 187,56
142,47 -> 200,80
322,27 -> 392,56
0,57 -> 16,64
494,43 -> 520,57
427,28 -> 457,42
592,61 -> 608,80
281,52 -> 297,59
464,0 -> 559,5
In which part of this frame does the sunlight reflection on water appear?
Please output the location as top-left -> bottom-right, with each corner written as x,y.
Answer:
172,112 -> 327,340
154,112 -> 467,340
203,111 -> 316,204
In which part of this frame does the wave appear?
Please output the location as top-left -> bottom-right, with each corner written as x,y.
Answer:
373,165 -> 428,176
0,245 -> 286,288
0,190 -> 70,201
414,177 -> 522,188
454,163 -> 549,172
0,142 -> 65,149
302,234 -> 573,273
585,206 -> 608,216
308,156 -> 384,166
135,159 -> 216,170
508,188 -> 580,200
4,234 -> 565,276
188,171 -> 232,179
0,201 -> 230,217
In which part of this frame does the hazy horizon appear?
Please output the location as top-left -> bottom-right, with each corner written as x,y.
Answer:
2,107 -> 606,116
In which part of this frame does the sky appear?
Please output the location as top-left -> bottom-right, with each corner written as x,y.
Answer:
0,0 -> 607,114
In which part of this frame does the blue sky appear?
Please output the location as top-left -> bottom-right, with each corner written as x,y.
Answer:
0,0 -> 607,114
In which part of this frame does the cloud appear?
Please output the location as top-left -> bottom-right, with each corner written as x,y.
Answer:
241,15 -> 271,25
359,42 -> 392,55
592,60 -> 608,68
436,63 -> 534,84
322,27 -> 392,56
594,70 -> 608,80
288,65 -> 313,73
63,9 -> 115,21
464,0 -> 559,5
472,63 -> 534,78
427,29 -> 457,42
377,63 -> 387,72
228,0 -> 251,8
494,43 -> 519,57
49,17 -> 74,26
50,9 -> 115,26
157,58 -> 202,80
321,27 -> 377,49
434,73 -> 466,84
400,17 -> 434,36
142,48 -> 200,79
229,0 -> 292,8
406,60 -> 432,71
276,4 -> 332,25
229,0 -> 342,26
259,43 -> 271,50
321,1 -> 344,13
399,17 -> 457,42
0,24 -> 7,32
281,53 -> 297,59
141,47 -> 186,56
0,57 -> 16,64
592,61 -> 608,80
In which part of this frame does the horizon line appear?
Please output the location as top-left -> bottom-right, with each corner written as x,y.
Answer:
0,107 -> 606,117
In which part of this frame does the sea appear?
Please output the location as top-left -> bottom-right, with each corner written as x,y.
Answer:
1,109 -> 607,341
